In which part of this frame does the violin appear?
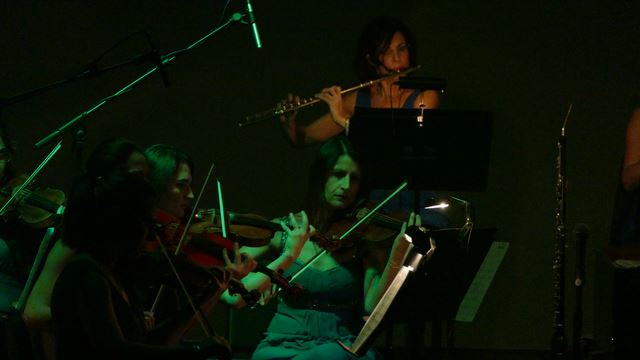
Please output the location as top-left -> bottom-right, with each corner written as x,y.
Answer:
301,206 -> 402,251
0,174 -> 65,228
152,208 -> 282,267
194,208 -> 283,247
151,208 -> 230,269
152,208 -> 302,300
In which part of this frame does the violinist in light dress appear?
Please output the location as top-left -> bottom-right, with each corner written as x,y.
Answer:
223,137 -> 429,360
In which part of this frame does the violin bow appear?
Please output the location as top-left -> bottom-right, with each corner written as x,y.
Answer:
289,180 -> 409,282
173,162 -> 217,256
214,182 -> 306,302
154,239 -> 216,338
216,179 -> 229,238
150,162 -> 218,338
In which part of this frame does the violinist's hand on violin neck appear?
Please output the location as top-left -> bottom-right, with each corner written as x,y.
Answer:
281,211 -> 310,259
402,212 -> 436,260
407,212 -> 421,228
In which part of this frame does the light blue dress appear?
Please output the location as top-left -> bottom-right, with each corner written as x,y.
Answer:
251,256 -> 379,360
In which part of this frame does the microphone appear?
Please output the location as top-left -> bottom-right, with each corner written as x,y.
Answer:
143,32 -> 170,87
573,223 -> 589,287
245,0 -> 262,48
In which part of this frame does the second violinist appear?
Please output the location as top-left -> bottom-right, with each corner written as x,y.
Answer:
141,144 -> 257,342
223,137 -> 426,360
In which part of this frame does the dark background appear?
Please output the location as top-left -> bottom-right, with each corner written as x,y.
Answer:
2,0 -> 639,352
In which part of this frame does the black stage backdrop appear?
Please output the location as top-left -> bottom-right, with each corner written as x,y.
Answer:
2,0 -> 639,352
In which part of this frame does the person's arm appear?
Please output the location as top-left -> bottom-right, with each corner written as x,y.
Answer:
622,109 -> 640,191
281,90 -> 357,145
362,213 -> 435,314
412,89 -> 440,109
23,239 -> 76,329
221,212 -> 310,309
362,224 -> 411,314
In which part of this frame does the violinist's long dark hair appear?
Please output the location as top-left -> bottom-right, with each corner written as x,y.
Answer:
85,137 -> 141,180
144,144 -> 194,196
63,137 -> 145,251
355,16 -> 418,82
303,136 -> 369,231
62,173 -> 155,265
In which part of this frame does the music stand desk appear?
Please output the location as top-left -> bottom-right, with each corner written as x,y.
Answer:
348,108 -> 493,191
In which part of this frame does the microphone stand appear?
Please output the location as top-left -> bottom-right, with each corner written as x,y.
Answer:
1,46 -> 157,110
34,13 -> 244,149
3,11 -> 249,188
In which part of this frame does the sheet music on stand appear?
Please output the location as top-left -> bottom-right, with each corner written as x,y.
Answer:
348,108 -> 493,191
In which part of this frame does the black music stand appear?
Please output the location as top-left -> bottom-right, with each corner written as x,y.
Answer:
348,108 -> 493,191
339,226 -> 498,358
387,228 -> 498,358
345,108 -> 494,357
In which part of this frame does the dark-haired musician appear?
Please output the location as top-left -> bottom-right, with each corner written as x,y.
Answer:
222,137 -> 432,360
281,16 -> 439,146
